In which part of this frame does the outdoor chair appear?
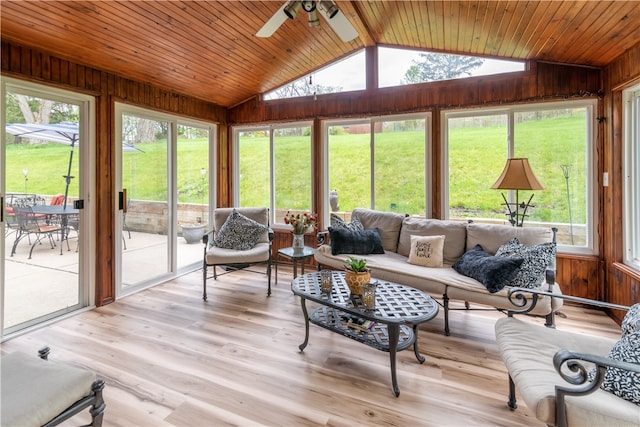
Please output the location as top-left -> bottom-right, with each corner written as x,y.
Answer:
202,207 -> 274,300
11,205 -> 64,259
1,346 -> 105,427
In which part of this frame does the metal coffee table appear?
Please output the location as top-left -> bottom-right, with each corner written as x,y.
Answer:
291,271 -> 439,397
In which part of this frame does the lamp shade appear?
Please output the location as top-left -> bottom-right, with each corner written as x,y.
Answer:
491,158 -> 544,190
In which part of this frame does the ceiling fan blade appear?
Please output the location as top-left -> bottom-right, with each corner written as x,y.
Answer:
319,8 -> 358,42
256,2 -> 288,38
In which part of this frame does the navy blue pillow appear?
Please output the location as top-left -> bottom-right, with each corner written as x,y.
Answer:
453,244 -> 524,293
329,227 -> 385,256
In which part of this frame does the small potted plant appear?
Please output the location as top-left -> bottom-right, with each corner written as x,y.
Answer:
344,256 -> 371,295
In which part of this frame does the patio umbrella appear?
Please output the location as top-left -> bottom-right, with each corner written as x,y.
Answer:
5,122 -> 141,207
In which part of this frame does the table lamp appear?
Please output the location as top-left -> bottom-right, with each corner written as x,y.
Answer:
491,158 -> 544,227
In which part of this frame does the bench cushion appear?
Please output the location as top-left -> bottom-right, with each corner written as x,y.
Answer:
495,317 -> 640,426
1,351 -> 96,427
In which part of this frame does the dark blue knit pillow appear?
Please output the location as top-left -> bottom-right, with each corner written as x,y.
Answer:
329,227 -> 385,256
453,244 -> 524,293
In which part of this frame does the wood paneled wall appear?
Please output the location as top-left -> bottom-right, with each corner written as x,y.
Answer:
2,41 -> 227,307
602,42 -> 640,323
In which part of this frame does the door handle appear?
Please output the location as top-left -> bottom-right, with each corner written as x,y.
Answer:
119,189 -> 128,211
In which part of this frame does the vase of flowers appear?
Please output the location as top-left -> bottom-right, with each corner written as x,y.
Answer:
284,210 -> 317,252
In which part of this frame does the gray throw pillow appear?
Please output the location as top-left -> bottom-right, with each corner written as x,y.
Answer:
601,331 -> 640,405
214,209 -> 267,250
330,213 -> 364,231
329,227 -> 385,256
495,237 -> 556,288
452,244 -> 524,293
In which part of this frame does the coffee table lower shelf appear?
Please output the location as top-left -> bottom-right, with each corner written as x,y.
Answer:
308,306 -> 416,352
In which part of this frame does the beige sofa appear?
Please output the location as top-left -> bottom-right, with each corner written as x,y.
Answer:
315,208 -> 563,335
495,288 -> 640,427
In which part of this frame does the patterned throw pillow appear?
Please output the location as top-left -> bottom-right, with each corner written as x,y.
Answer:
452,244 -> 524,293
622,303 -> 640,337
214,209 -> 267,250
330,213 -> 364,231
601,331 -> 640,405
407,235 -> 445,267
495,237 -> 556,288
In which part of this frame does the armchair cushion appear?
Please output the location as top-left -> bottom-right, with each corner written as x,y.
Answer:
214,209 -> 268,250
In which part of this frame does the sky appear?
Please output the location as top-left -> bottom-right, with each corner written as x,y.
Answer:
310,47 -> 525,92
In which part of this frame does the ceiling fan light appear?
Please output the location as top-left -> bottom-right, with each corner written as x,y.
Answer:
319,0 -> 339,19
284,1 -> 301,19
308,10 -> 320,27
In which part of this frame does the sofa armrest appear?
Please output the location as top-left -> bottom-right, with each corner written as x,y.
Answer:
317,230 -> 329,246
553,349 -> 640,427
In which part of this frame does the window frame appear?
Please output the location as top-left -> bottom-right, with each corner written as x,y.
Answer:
624,83 -> 640,270
442,99 -> 598,255
321,112 -> 432,223
232,121 -> 314,228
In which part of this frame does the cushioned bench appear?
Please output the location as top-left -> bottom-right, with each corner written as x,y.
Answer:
495,288 -> 640,427
1,347 -> 105,427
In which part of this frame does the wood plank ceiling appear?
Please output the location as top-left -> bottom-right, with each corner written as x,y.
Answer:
2,1 -> 640,108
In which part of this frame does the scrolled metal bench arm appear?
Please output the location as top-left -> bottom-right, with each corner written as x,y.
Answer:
553,349 -> 640,427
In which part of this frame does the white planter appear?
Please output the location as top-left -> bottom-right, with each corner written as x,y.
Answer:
181,224 -> 205,244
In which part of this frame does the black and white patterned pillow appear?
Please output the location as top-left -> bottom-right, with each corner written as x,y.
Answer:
330,213 -> 364,231
495,237 -> 556,288
622,303 -> 640,337
214,209 -> 267,250
601,331 -> 640,405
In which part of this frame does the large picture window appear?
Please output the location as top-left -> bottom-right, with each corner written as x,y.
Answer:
444,100 -> 597,253
624,83 -> 640,270
324,114 -> 429,220
234,123 -> 313,226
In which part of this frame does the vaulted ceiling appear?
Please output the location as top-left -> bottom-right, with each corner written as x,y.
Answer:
2,1 -> 640,108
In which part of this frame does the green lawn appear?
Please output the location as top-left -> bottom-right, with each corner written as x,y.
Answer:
5,113 -> 586,225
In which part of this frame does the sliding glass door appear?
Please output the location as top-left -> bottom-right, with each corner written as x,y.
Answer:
1,78 -> 94,338
115,104 -> 215,297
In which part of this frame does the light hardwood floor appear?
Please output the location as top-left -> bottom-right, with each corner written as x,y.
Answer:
1,267 -> 622,427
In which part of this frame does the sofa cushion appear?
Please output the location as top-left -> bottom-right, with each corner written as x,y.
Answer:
330,213 -> 364,231
352,208 -> 405,253
466,223 -> 553,255
407,235 -> 445,267
328,227 -> 385,256
453,244 -> 524,293
601,331 -> 640,405
397,217 -> 467,264
622,304 -> 640,337
214,209 -> 267,250
495,237 -> 556,289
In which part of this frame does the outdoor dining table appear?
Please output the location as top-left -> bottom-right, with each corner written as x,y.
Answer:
29,204 -> 79,254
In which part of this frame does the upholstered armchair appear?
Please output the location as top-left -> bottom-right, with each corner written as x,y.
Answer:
202,207 -> 274,300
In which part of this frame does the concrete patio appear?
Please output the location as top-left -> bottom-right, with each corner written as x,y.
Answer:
3,228 -> 203,331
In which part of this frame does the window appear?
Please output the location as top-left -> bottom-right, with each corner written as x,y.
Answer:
378,47 -> 525,88
624,83 -> 640,270
264,51 -> 365,100
234,123 -> 313,226
324,114 -> 430,221
444,100 -> 597,253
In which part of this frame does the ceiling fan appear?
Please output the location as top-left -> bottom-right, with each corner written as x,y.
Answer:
256,0 -> 358,42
